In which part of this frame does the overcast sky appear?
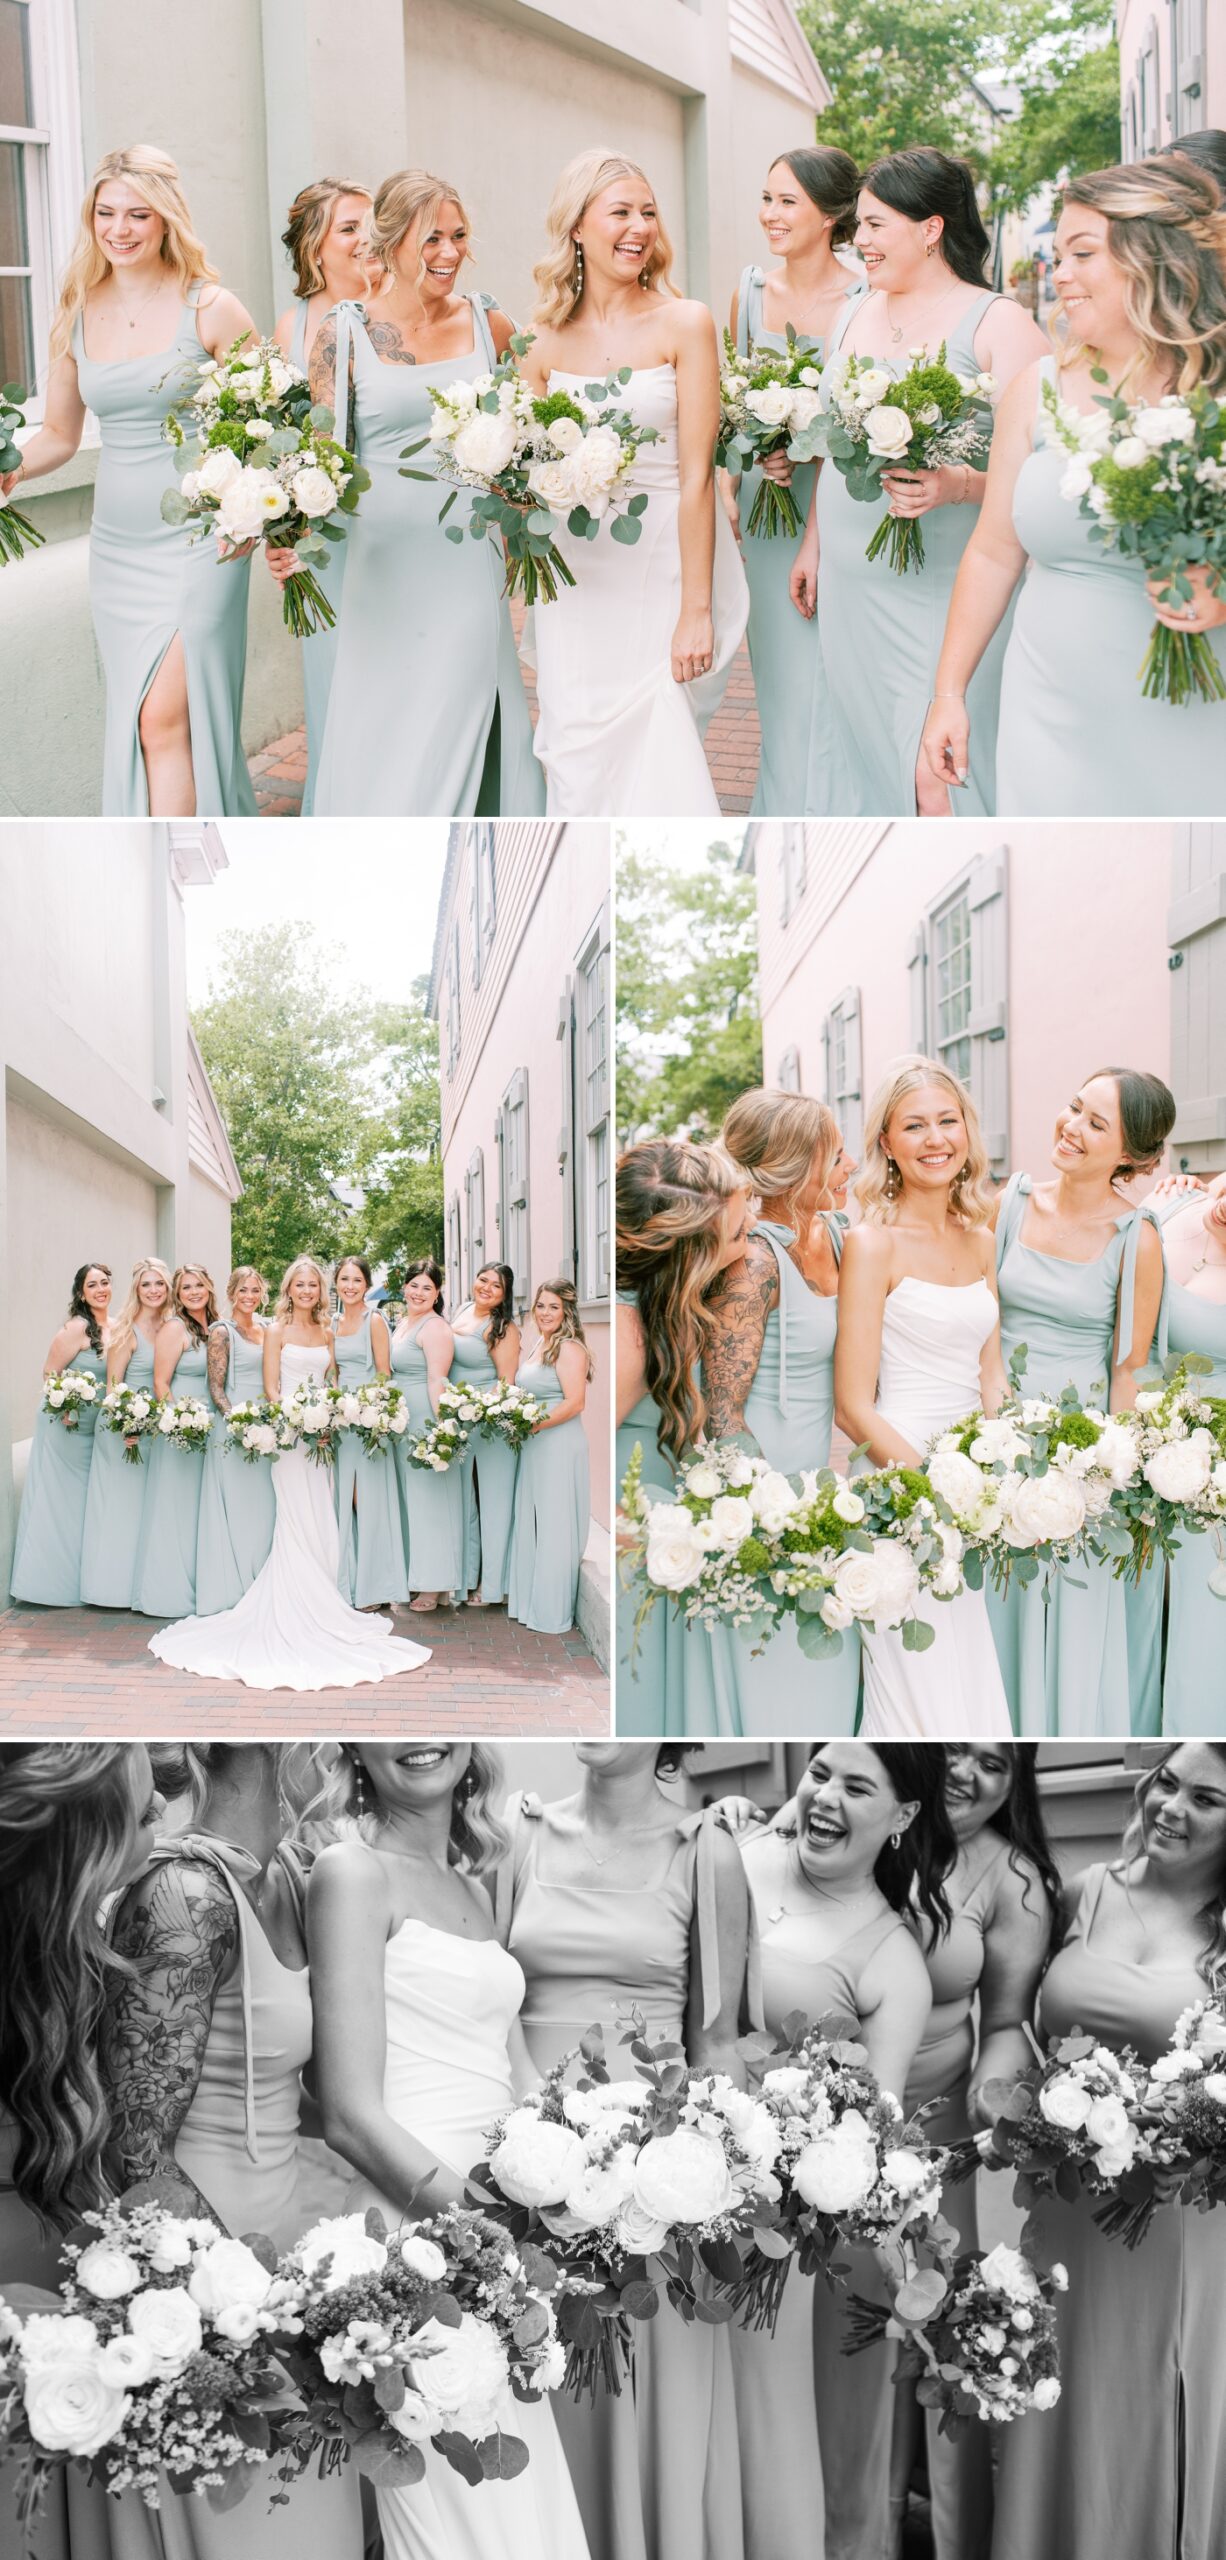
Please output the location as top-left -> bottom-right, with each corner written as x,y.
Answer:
184,823 -> 449,1004
616,821 -> 746,880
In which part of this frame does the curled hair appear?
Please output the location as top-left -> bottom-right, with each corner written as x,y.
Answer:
0,1744 -> 147,2226
856,1055 -> 995,1228
860,147 -> 990,286
720,1089 -> 841,1227
474,1262 -> 516,1351
1120,1745 -> 1226,1995
150,1740 -> 326,1831
370,170 -> 471,296
1085,1064 -> 1177,1183
532,1276 -> 595,1377
807,1742 -> 955,1937
334,1745 -> 510,1877
616,1141 -> 745,1460
282,176 -> 371,299
1058,160 -> 1226,395
171,1263 -> 219,1348
655,1741 -> 702,1780
274,1255 -> 331,1330
1159,130 -> 1226,200
534,151 -> 677,328
69,1262 -> 112,1357
405,1256 -> 446,1316
52,147 -> 218,364
226,1265 -> 268,1310
109,1256 -> 173,1363
771,147 -> 860,251
970,1744 -> 1065,1947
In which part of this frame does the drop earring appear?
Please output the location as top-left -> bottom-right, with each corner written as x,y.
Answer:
572,238 -> 584,297
884,1156 -> 902,1199
348,1752 -> 368,1819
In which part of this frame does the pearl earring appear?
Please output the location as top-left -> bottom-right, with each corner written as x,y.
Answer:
348,1753 -> 368,1818
573,238 -> 584,296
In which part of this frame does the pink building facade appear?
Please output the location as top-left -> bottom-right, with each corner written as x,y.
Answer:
1117,1 -> 1225,156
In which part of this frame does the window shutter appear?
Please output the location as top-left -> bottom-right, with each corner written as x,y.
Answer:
446,1193 -> 462,1306
777,1046 -> 801,1092
557,976 -> 576,1278
463,1163 -> 473,1293
838,985 -> 864,1157
820,1014 -> 832,1106
473,1149 -> 485,1269
494,1105 -> 506,1259
966,846 -> 1009,1174
503,1069 -> 531,1310
1167,823 -> 1226,1171
906,924 -> 927,1050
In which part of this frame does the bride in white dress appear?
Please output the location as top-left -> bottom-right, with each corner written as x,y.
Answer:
308,1741 -> 591,2560
149,1256 -> 430,1692
835,1059 -> 1012,1738
520,150 -> 747,817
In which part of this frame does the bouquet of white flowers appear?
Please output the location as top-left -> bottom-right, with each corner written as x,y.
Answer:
408,1382 -> 478,1473
466,1380 -> 549,1453
797,342 -> 995,573
1098,1356 -> 1226,1589
224,1400 -> 291,1464
958,2030 -> 1152,2220
41,1370 -> 102,1430
844,2243 -> 1064,2432
154,1396 -> 214,1457
281,1381 -> 343,1467
716,327 -> 823,537
272,2206 -> 565,2491
1040,372 -> 1226,704
348,1379 -> 410,1461
162,335 -> 370,636
922,1374 -> 1139,1596
99,1383 -> 162,1466
0,383 -> 45,565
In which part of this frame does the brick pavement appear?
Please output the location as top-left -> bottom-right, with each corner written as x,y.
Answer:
0,1600 -> 607,1737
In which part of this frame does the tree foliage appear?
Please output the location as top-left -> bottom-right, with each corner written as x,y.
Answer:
616,841 -> 762,1141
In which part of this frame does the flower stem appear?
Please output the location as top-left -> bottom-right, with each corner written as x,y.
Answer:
745,477 -> 805,541
280,570 -> 336,639
1139,620 -> 1226,707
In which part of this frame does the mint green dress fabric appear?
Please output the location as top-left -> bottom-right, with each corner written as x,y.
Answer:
332,1312 -> 409,1607
194,1321 -> 276,1617
10,1344 -> 106,1605
988,1172 -> 1163,1737
79,1332 -> 157,1607
614,1292 -> 745,1739
507,1357 -> 590,1636
735,267 -> 848,816
996,358 -> 1226,816
73,291 -> 256,818
450,1319 -> 519,1604
131,1337 -> 211,1619
312,297 -> 543,817
287,296 -> 344,815
817,290 -> 1009,817
391,1320 -> 465,1593
1159,1266 -> 1226,1732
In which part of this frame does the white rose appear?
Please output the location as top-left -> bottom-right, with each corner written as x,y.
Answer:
453,407 -> 521,481
195,445 -> 244,500
978,2244 -> 1039,2304
1002,1471 -> 1086,1549
188,2236 -> 273,2320
19,2315 -> 100,2371
645,1510 -> 709,1593
706,1495 -> 756,1551
762,2065 -> 809,2102
127,2285 -> 204,2372
787,389 -> 822,432
46,1387 -> 65,1407
832,1485 -> 866,1524
297,2216 -> 388,2290
76,2241 -> 143,2299
614,2198 -> 672,2255
750,1470 -> 801,1535
1084,2095 -> 1134,2159
96,2334 -> 155,2388
526,456 -> 578,512
1146,1436 -> 1213,1504
399,2235 -> 449,2282
147,2219 -> 195,2273
291,464 -> 338,518
1033,2376 -> 1062,2410
926,1450 -> 985,1516
23,2360 -> 129,2459
684,1462 -> 722,1500
634,2127 -> 735,2226
1091,1420 -> 1139,1488
1132,402 -> 1195,448
1038,2073 -> 1093,2132
745,385 -> 794,430
490,2112 -> 586,2208
820,1592 -> 856,1632
1203,2074 -> 1226,2104
852,368 -> 893,408
407,2313 -> 510,2436
244,416 -> 275,440
724,373 -> 749,398
215,467 -> 290,542
864,405 -> 912,459
793,2120 -> 877,2214
1110,435 -> 1149,470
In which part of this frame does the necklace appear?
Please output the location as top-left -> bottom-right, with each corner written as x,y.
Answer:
113,275 -> 170,332
884,274 -> 963,346
767,1844 -> 881,1929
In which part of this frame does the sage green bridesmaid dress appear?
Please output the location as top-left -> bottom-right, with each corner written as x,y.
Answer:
988,1173 -> 1164,1737
288,297 -> 343,816
734,266 -> 848,816
312,297 -> 542,816
10,1343 -> 106,1605
333,1313 -> 409,1608
79,1333 -> 158,1608
506,1355 -> 590,1635
390,1320 -> 465,1594
996,358 -> 1226,816
1159,1260 -> 1226,1732
131,1337 -> 211,1619
449,1319 -> 519,1604
817,290 -> 1010,817
194,1321 -> 275,1617
72,290 -> 256,818
499,1794 -> 748,2560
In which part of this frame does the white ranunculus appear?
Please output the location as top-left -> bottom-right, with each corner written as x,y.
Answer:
407,2313 -> 510,2435
792,2121 -> 877,2214
926,1450 -> 986,1516
452,408 -> 521,479
1032,2376 -> 1062,2410
684,1462 -> 723,1501
762,2065 -> 809,2102
977,2244 -> 1039,2303
915,401 -> 941,427
1060,457 -> 1095,501
213,2303 -> 262,2342
126,2285 -> 203,2372
798,366 -> 821,388
821,1591 -> 856,1632
750,1470 -> 801,1535
1084,2095 -> 1134,2163
215,467 -> 290,543
399,2235 -> 449,2282
23,2359 -> 129,2459
633,2127 -> 735,2226
490,2112 -> 586,2208
76,2241 -> 143,2299
297,2217 -> 388,2290
1038,2073 -> 1093,2131
96,2334 -> 155,2388
245,417 -> 275,440
852,368 -> 893,408
864,404 -> 913,459
291,464 -> 338,518
1132,402 -> 1195,448
148,2218 -> 195,2273
745,385 -> 794,430
563,2143 -> 639,2229
546,415 -> 584,457
188,2236 -> 273,2320
832,1485 -> 866,1524
706,1495 -> 756,1551
1001,1470 -> 1086,1549
1146,1435 -> 1214,1504
1111,435 -> 1149,471
195,446 -> 244,500
645,1510 -> 709,1593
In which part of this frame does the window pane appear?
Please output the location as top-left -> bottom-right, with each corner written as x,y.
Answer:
0,267 -> 33,393
0,2 -> 32,128
0,137 -> 29,269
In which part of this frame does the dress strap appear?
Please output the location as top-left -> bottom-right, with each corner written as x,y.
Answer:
736,265 -> 763,361
994,1169 -> 1032,1271
680,1806 -> 764,2033
822,283 -> 869,365
289,297 -> 309,373
492,1790 -> 542,1944
820,1210 -> 847,1269
330,298 -> 364,452
1070,1860 -> 1110,1946
469,293 -> 501,368
956,290 -> 1001,355
749,1222 -> 795,1417
1115,1205 -> 1161,1365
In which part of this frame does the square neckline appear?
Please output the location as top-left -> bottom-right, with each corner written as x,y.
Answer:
79,299 -> 200,370
359,307 -> 478,374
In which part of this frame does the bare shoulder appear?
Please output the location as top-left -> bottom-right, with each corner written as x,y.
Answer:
487,308 -> 518,358
672,297 -> 716,340
309,1835 -> 391,1924
271,308 -> 295,358
196,285 -> 251,347
996,357 -> 1045,427
981,296 -> 1050,368
841,1221 -> 894,1273
615,1297 -> 645,1354
970,1223 -> 999,1276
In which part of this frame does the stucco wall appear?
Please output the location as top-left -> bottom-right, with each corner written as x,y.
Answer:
5,1096 -> 161,1443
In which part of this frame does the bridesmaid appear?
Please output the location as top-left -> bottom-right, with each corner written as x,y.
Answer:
1152,1179 -> 1226,1732
614,1140 -> 752,1735
131,1262 -> 217,1619
79,1256 -> 171,1608
270,177 -> 373,813
790,147 -> 1046,816
10,1262 -> 111,1607
507,1278 -> 593,1636
391,1257 -> 464,1610
702,1088 -> 861,1735
923,157 -> 1226,817
0,148 -> 257,817
195,1265 -> 276,1617
729,1741 -> 952,2560
451,1261 -> 522,1606
332,1253 -> 409,1609
725,148 -> 860,815
993,1745 -> 1226,2560
987,1068 -> 1172,1738
305,168 -> 541,816
497,1740 -> 752,2560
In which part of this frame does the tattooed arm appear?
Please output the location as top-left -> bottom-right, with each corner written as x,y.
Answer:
206,1320 -> 231,1418
700,1233 -> 780,1444
101,1858 -> 239,2225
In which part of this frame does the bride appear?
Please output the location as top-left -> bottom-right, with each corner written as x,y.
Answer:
834,1058 -> 1012,1738
520,150 -> 747,817
148,1256 -> 430,1691
308,1740 -> 591,2560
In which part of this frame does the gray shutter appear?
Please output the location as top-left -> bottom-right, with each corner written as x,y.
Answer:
463,1163 -> 473,1292
494,1105 -> 506,1258
505,1069 -> 530,1310
777,1046 -> 801,1092
473,1148 -> 486,1267
966,847 -> 1009,1174
838,985 -> 864,1157
557,976 -> 576,1278
1167,823 -> 1226,1172
820,1014 -> 832,1106
470,833 -> 482,988
906,924 -> 927,1051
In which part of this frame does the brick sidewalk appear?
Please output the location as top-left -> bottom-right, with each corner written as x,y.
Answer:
0,1601 -> 607,1737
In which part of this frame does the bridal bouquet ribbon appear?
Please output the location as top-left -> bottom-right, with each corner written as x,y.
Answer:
349,1379 -> 409,1460
41,1370 -> 101,1429
162,334 -> 370,637
154,1396 -> 214,1457
463,1380 -> 549,1453
1041,372 -> 1226,704
843,2242 -> 1064,2431
271,2206 -> 566,2491
224,1399 -> 292,1463
715,327 -> 823,538
0,384 -> 45,566
922,1372 -> 1140,1596
797,342 -> 995,573
99,1383 -> 162,1465
1095,1355 -> 1226,1589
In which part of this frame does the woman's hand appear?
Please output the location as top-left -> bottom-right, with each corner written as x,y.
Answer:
1147,563 -> 1226,634
672,608 -> 715,686
789,524 -> 819,620
968,2026 -> 1035,2128
760,447 -> 794,487
881,465 -> 965,519
1,461 -> 25,500
265,542 -> 300,587
920,692 -> 970,791
216,534 -> 256,564
1147,1173 -> 1206,1204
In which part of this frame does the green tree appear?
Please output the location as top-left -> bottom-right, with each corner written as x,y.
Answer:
350,983 -> 445,1281
617,840 -> 762,1140
992,10 -> 1119,211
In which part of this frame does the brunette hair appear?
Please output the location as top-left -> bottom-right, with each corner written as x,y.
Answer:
770,147 -> 860,251
336,1255 -> 374,1290
282,176 -> 371,298
974,1744 -> 1065,1945
405,1256 -> 446,1316
1059,159 -> 1226,395
474,1262 -> 516,1351
616,1141 -> 745,1461
804,1742 -> 955,1936
1159,130 -> 1226,199
69,1263 -> 112,1357
860,147 -> 991,285
1087,1065 -> 1176,1183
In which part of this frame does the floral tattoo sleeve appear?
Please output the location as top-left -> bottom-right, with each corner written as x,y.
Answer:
101,1859 -> 239,2224
701,1234 -> 780,1442
206,1322 -> 231,1417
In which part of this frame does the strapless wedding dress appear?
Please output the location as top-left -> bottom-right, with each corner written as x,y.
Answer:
148,1343 -> 430,1691
860,1278 -> 1011,1739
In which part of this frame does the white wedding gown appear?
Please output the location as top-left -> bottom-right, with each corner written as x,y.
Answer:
860,1278 -> 1011,1739
346,1918 -> 591,2560
147,1343 -> 431,1691
528,364 -> 748,816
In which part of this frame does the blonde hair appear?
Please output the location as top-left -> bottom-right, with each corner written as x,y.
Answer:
1057,159 -> 1226,395
335,1745 -> 510,1878
720,1089 -> 841,1229
110,1256 -> 173,1362
170,1262 -> 219,1347
226,1266 -> 268,1309
856,1056 -> 995,1227
1120,1746 -> 1226,1996
616,1141 -> 745,1460
274,1255 -> 331,1330
52,147 -> 217,363
369,169 -> 471,294
282,177 -> 371,299
533,151 -> 677,328
532,1276 -> 595,1378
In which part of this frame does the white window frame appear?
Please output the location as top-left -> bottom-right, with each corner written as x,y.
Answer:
822,985 -> 863,1156
470,823 -> 497,987
573,903 -> 611,1308
908,848 -> 1009,1174
445,1190 -> 462,1308
778,823 -> 808,927
496,1068 -> 530,1312
1,2 -> 84,419
463,1145 -> 486,1290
